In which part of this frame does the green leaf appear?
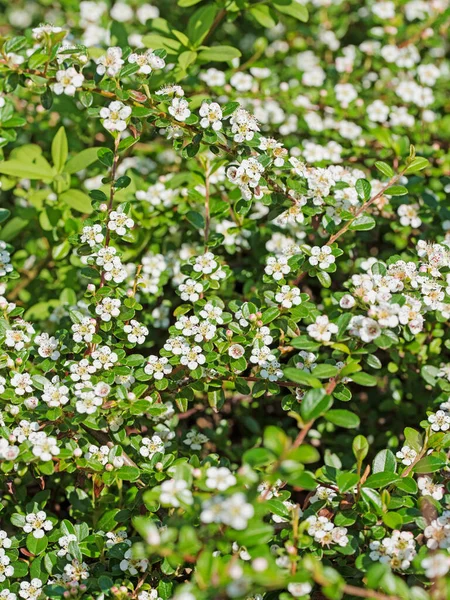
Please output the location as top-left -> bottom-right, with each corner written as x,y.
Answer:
349,216 -> 376,231
283,367 -> 321,388
186,210 -> 205,229
383,512 -> 403,529
374,161 -> 394,178
178,50 -> 198,70
187,5 -> 217,46
274,0 -> 308,22
178,0 -> 203,5
51,126 -> 68,173
26,533 -> 48,555
372,449 -> 396,474
286,445 -> 320,464
300,388 -> 333,421
317,271 -> 331,288
351,372 -> 377,387
64,148 -> 102,174
384,185 -> 408,196
414,454 -> 447,474
59,189 -> 93,214
264,426 -> 288,456
325,409 -> 360,429
0,159 -> 54,180
337,472 -> 360,493
250,5 -> 277,28
364,472 -> 399,488
352,435 -> 369,462
312,364 -> 339,379
0,208 -> 11,224
198,46 -> 242,62
395,477 -> 417,494
355,178 -> 371,201
404,157 -> 429,174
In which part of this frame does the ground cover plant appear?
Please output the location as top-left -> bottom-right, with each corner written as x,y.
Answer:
0,0 -> 449,598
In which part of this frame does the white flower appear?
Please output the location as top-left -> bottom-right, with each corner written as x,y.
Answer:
199,102 -> 223,131
296,351 -> 317,372
23,511 -> 53,538
96,47 -> 124,77
260,359 -> 283,382
11,372 -> 34,396
95,297 -> 121,322
108,207 -> 134,236
180,345 -> 206,370
339,294 -> 355,309
275,285 -> 302,308
372,1 -> 395,19
91,345 -> 118,370
367,100 -> 390,123
137,4 -> 160,24
205,466 -> 236,491
169,97 -> 191,122
0,531 -> 12,550
228,344 -> 245,359
308,246 -> 335,270
230,72 -> 253,92
30,432 -> 60,462
418,476 -> 445,501
307,315 -> 338,342
310,485 -> 337,504
428,410 -> 450,432
0,548 -> 14,582
184,430 -> 208,450
32,24 -> 63,40
160,479 -> 193,507
5,329 -> 30,351
53,68 -> 84,96
265,256 -> 291,281
124,319 -> 148,344
57,533 -> 77,557
105,530 -> 130,548
35,332 -> 60,360
229,108 -> 259,143
288,582 -> 313,598
69,358 -> 96,381
178,278 -> 203,302
72,317 -> 96,343
110,1 -> 134,21
140,435 -> 165,458
144,355 -> 172,379
100,101 -> 132,132
19,578 -> 43,600
422,554 -> 450,579
397,203 -> 422,228
200,68 -> 226,87
42,375 -> 69,408
193,252 -> 217,275
81,224 -> 104,247
396,445 -> 417,466
221,493 -> 254,530
128,49 -> 165,74
64,559 -> 89,581
119,548 -> 148,575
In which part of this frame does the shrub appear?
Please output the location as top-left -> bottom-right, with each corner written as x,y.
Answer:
0,1 -> 449,599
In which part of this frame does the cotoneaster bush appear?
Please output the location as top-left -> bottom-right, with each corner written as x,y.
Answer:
0,1 -> 450,599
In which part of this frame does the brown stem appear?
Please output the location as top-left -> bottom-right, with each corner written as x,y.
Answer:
292,420 -> 314,449
292,171 -> 406,286
342,584 -> 400,600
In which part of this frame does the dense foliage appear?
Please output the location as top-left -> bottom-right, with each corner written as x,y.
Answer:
0,0 -> 450,599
